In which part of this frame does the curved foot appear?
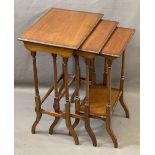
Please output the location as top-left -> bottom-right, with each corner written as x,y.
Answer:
119,96 -> 130,118
31,114 -> 42,134
66,120 -> 79,145
65,104 -> 79,145
106,119 -> 118,148
85,119 -> 97,146
69,118 -> 80,136
49,117 -> 60,135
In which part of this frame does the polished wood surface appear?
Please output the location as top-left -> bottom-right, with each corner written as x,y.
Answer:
19,7 -> 135,147
31,52 -> 42,134
24,42 -> 73,58
80,20 -> 118,54
80,85 -> 121,117
19,8 -> 103,49
101,27 -> 135,57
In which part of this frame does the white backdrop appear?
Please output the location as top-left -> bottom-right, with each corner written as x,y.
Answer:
14,0 -> 140,90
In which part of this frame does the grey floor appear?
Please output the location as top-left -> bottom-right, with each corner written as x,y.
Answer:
15,86 -> 140,155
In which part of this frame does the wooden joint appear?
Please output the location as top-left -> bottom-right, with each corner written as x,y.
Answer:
121,76 -> 125,80
74,54 -> 79,59
66,99 -> 70,103
35,96 -> 40,103
31,52 -> 36,57
107,59 -> 112,67
106,105 -> 111,114
63,57 -> 68,65
74,96 -> 80,101
52,53 -> 57,58
54,96 -> 59,100
85,100 -> 89,106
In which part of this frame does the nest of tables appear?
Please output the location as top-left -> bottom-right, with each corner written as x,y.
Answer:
18,8 -> 135,148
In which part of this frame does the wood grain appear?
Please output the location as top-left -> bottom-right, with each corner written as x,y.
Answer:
19,8 -> 103,49
101,27 -> 135,57
80,85 -> 121,117
24,42 -> 73,58
80,20 -> 118,54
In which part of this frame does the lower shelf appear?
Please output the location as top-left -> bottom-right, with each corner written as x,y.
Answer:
80,85 -> 122,117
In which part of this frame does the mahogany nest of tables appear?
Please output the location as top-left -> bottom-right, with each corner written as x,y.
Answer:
18,7 -> 135,148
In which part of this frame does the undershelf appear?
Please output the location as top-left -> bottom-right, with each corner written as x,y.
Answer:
80,85 -> 122,117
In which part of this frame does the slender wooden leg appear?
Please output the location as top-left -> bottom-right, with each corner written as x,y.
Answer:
31,52 -> 42,134
84,59 -> 97,147
119,51 -> 130,118
106,108 -> 118,148
63,57 -> 79,145
69,55 -> 80,135
58,70 -> 65,96
71,57 -> 81,103
105,59 -> 118,148
103,57 -> 108,86
89,58 -> 96,85
49,54 -> 60,134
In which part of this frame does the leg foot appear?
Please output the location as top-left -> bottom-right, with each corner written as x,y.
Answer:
69,118 -> 80,136
119,95 -> 130,118
49,117 -> 60,135
65,104 -> 79,145
31,96 -> 42,134
84,118 -> 97,146
106,124 -> 118,148
106,109 -> 118,148
31,114 -> 42,134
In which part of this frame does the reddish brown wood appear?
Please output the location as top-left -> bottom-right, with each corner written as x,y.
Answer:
103,57 -> 108,86
101,27 -> 135,57
63,58 -> 79,145
31,52 -> 42,134
84,59 -> 97,146
80,20 -> 118,54
119,51 -> 130,118
19,8 -> 103,49
49,54 -> 60,135
106,59 -> 118,148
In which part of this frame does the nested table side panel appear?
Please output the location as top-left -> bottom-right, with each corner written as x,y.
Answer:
101,27 -> 135,57
19,8 -> 103,49
24,42 -> 73,58
80,20 -> 118,54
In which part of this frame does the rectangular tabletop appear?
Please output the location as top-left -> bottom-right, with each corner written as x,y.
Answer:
101,27 -> 135,57
19,8 -> 103,49
80,20 -> 118,54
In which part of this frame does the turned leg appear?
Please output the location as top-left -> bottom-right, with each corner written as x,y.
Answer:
63,57 -> 79,145
49,54 -> 60,134
31,52 -> 42,134
84,59 -> 97,146
69,55 -> 81,135
105,59 -> 118,148
119,51 -> 130,118
103,57 -> 108,86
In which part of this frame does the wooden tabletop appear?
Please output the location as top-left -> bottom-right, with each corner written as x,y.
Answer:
101,27 -> 135,57
80,20 -> 118,54
18,8 -> 103,49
